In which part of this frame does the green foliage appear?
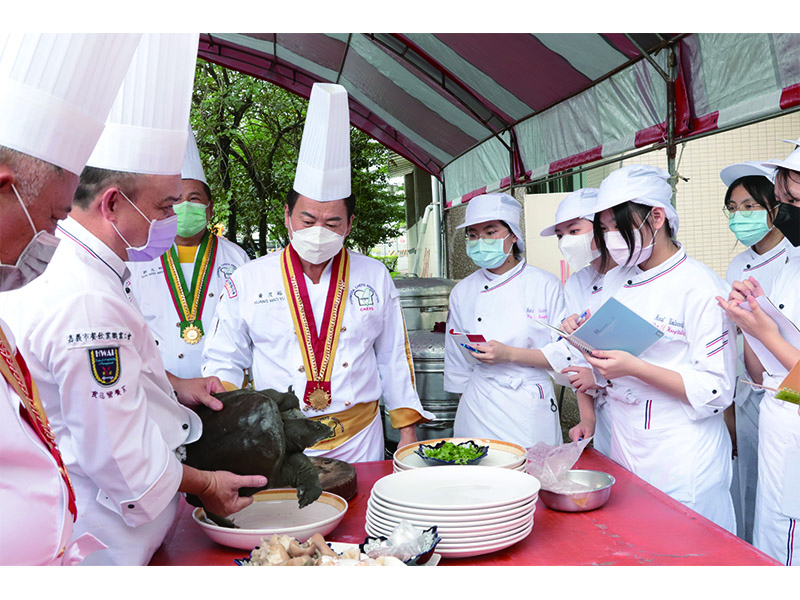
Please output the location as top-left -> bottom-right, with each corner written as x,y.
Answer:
373,255 -> 398,272
190,60 -> 405,257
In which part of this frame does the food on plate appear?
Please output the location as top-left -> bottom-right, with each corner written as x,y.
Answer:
416,439 -> 489,465
245,533 -> 406,566
183,387 -> 334,526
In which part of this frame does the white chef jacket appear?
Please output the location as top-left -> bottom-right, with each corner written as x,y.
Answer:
561,263 -> 612,456
0,218 -> 202,566
750,258 -> 800,565
201,249 -> 433,462
444,259 -> 566,448
127,235 -> 250,379
0,319 -> 105,566
594,245 -> 737,533
724,240 -> 798,543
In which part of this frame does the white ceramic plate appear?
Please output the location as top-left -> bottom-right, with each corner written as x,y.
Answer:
367,496 -> 536,524
393,437 -> 527,470
364,520 -> 534,557
366,516 -> 532,546
369,489 -> 536,518
371,466 -> 541,511
365,509 -> 534,540
192,489 -> 347,550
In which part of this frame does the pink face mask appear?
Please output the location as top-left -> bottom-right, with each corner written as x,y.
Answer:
603,211 -> 656,267
112,191 -> 177,262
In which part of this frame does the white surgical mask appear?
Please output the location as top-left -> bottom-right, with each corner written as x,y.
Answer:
0,183 -> 60,291
289,220 -> 345,264
558,231 -> 599,271
603,211 -> 656,267
112,191 -> 177,262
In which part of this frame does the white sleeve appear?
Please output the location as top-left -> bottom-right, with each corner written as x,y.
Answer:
29,293 -> 183,527
201,271 -> 252,387
443,287 -> 472,394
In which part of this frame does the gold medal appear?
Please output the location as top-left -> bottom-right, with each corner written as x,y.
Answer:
307,386 -> 332,411
182,324 -> 203,344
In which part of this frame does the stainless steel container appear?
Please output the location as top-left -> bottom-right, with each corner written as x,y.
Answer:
382,330 -> 461,447
392,276 -> 456,332
538,469 -> 616,512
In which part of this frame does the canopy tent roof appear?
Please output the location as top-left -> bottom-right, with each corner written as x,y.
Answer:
198,33 -> 800,207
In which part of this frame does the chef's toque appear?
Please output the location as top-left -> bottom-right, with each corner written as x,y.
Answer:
181,128 -> 207,184
595,164 -> 679,234
0,33 -> 141,175
293,83 -> 351,202
86,33 -> 199,175
456,193 -> 525,251
720,161 -> 776,187
540,188 -> 599,237
761,138 -> 800,174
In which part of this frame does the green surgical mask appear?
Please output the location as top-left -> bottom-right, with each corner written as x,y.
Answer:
174,200 -> 209,237
728,210 -> 770,247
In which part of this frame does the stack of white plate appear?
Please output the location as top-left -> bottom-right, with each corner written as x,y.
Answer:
366,466 -> 540,558
392,437 -> 527,473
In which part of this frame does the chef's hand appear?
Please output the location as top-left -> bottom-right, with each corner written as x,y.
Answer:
398,425 -> 417,448
561,366 -> 600,393
715,294 -> 779,341
584,350 -> 643,380
196,470 -> 268,517
470,340 -> 512,365
561,310 -> 591,335
168,373 -> 226,411
728,276 -> 765,304
569,418 -> 595,442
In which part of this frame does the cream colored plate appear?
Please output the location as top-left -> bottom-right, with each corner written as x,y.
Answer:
394,437 -> 526,470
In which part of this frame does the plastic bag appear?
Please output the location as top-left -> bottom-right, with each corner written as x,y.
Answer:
525,437 -> 593,492
364,520 -> 431,562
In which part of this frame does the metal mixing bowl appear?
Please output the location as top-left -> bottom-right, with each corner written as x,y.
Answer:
538,469 -> 615,512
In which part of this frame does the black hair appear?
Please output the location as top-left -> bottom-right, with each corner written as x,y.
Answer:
73,166 -> 144,210
774,168 -> 800,203
593,201 -> 674,270
723,175 -> 778,212
285,188 -> 356,219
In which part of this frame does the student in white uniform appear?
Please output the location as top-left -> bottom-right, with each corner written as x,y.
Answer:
0,33 -> 141,565
720,161 -> 792,543
581,164 -> 737,534
719,140 -> 800,565
202,83 -> 433,463
443,193 -> 569,448
0,35 -> 266,566
128,131 -> 249,379
539,187 -> 615,454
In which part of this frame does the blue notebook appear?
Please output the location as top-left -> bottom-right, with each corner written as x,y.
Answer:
537,297 -> 664,357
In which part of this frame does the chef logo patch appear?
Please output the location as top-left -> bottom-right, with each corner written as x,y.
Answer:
88,347 -> 121,387
217,262 -> 237,280
351,284 -> 378,310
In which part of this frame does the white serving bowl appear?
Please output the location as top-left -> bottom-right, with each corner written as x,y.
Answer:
192,488 -> 347,550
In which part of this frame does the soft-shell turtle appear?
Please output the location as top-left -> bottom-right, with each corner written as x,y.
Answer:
183,387 -> 333,527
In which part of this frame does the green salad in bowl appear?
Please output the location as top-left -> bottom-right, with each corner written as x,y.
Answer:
414,440 -> 489,466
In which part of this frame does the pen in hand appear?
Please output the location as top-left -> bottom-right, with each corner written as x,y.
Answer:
461,342 -> 485,354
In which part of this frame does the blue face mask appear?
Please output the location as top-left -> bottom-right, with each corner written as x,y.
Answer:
466,235 -> 510,269
728,211 -> 770,247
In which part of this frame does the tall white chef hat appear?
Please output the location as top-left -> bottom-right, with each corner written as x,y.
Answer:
761,138 -> 800,173
720,161 -> 776,187
0,33 -> 141,175
293,83 -> 351,201
540,187 -> 599,237
456,193 -> 525,251
86,33 -> 199,175
595,164 -> 680,234
181,128 -> 207,184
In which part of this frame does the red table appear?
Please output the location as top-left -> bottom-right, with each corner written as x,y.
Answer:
149,449 -> 779,566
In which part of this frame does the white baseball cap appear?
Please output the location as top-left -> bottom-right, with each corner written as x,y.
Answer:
761,138 -> 800,173
456,193 -> 525,251
0,33 -> 140,175
86,33 -> 199,175
539,188 -> 599,237
594,164 -> 680,234
293,83 -> 351,202
720,161 -> 776,187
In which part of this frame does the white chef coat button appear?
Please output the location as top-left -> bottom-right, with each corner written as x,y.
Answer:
155,340 -> 159,346
746,264 -> 751,269
182,423 -> 189,430
626,280 -> 633,285
176,322 -> 181,327
713,409 -> 719,413
484,285 -> 489,290
592,286 -> 598,291
477,317 -> 482,322
779,304 -> 785,310
209,292 -> 214,298
341,326 -> 347,332
607,379 -> 612,385
343,362 -> 349,368
178,353 -> 184,359
712,389 -> 717,394
298,365 -> 305,372
125,287 -> 131,294
127,504 -> 135,509
566,356 -> 571,361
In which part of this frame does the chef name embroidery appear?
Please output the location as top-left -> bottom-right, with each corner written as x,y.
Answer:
653,314 -> 686,338
351,284 -> 378,312
526,307 -> 549,320
254,290 -> 285,305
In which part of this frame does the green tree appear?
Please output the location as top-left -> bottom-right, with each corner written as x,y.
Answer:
190,60 -> 405,257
